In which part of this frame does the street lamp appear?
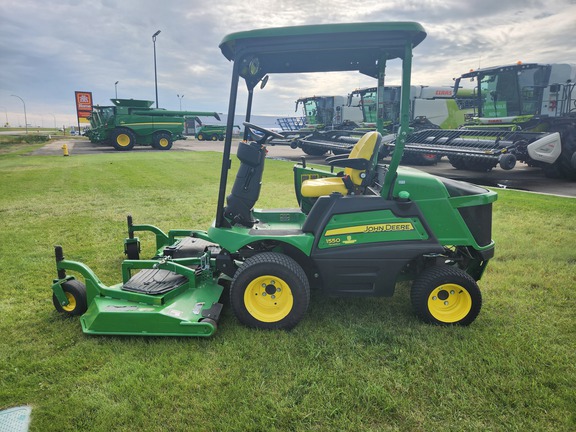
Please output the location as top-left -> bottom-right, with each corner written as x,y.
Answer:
177,94 -> 184,110
115,81 -> 119,99
11,94 -> 27,134
152,30 -> 161,108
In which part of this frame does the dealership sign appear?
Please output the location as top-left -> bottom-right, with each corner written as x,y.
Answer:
75,91 -> 93,124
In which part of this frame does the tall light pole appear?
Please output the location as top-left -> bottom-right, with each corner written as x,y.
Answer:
177,94 -> 184,110
11,94 -> 27,134
152,30 -> 161,108
115,81 -> 119,99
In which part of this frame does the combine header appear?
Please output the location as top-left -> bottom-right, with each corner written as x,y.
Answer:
401,62 -> 575,178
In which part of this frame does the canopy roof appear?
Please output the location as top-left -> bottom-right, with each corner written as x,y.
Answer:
219,22 -> 426,84
460,63 -> 540,79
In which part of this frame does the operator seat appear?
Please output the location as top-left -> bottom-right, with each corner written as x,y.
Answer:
301,131 -> 383,198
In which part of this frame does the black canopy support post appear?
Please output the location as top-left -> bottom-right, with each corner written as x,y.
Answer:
243,85 -> 255,141
215,59 -> 242,228
382,40 -> 414,198
376,53 -> 388,135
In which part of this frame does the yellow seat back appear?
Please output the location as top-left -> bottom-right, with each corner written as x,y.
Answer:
301,131 -> 382,198
345,131 -> 381,185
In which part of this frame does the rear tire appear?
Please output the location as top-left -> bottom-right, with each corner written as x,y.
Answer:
152,132 -> 173,150
448,156 -> 468,170
230,252 -> 310,330
301,144 -> 327,156
111,128 -> 136,151
53,280 -> 88,317
411,266 -> 481,326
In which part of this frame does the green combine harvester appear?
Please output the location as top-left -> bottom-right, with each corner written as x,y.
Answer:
84,98 -> 220,151
51,22 -> 497,336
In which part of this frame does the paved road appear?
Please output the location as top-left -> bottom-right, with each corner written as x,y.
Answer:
33,138 -> 576,198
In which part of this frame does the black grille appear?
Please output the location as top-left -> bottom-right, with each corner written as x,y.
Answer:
458,204 -> 493,247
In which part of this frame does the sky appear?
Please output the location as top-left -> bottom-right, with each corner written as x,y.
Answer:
1,0 -> 575,128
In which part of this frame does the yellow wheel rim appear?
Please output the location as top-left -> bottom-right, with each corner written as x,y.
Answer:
116,134 -> 131,147
159,137 -> 169,147
62,292 -> 77,312
427,283 -> 472,323
244,275 -> 293,323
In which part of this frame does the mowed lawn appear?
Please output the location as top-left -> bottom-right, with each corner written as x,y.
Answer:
0,141 -> 574,431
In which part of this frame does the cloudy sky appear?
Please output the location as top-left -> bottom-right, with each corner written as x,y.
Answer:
1,0 -> 575,127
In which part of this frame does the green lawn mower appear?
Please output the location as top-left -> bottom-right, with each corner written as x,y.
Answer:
51,22 -> 497,336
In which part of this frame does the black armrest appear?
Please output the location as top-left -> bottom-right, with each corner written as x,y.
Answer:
327,157 -> 370,170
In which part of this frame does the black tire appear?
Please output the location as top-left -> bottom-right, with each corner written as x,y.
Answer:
125,242 -> 140,260
197,133 -> 205,141
111,128 -> 136,151
52,279 -> 88,316
499,153 -> 516,170
152,132 -> 173,150
544,128 -> 576,180
450,157 -> 496,172
301,144 -> 327,156
448,156 -> 468,170
230,252 -> 310,330
199,317 -> 217,331
211,134 -> 218,141
218,134 -> 224,141
411,266 -> 482,326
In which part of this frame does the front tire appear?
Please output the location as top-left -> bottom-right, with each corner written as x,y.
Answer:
52,280 -> 88,316
411,266 -> 482,326
230,252 -> 310,330
111,128 -> 136,151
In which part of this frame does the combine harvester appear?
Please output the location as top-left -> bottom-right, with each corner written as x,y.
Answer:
399,62 -> 575,179
279,84 -> 476,164
51,22 -> 497,336
85,98 -> 220,151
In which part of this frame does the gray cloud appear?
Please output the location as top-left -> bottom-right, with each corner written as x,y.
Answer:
0,0 -> 574,127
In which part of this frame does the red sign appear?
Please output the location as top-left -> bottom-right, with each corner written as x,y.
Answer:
435,90 -> 452,96
75,91 -> 93,121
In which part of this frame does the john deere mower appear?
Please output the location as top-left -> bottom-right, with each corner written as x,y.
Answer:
51,22 -> 497,336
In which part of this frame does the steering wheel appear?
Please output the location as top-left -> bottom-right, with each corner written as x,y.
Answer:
243,122 -> 284,144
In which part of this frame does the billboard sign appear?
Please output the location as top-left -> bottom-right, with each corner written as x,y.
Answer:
75,91 -> 93,124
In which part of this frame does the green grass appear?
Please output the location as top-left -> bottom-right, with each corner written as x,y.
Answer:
0,146 -> 574,431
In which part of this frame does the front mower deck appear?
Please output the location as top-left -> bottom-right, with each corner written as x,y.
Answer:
80,278 -> 223,337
